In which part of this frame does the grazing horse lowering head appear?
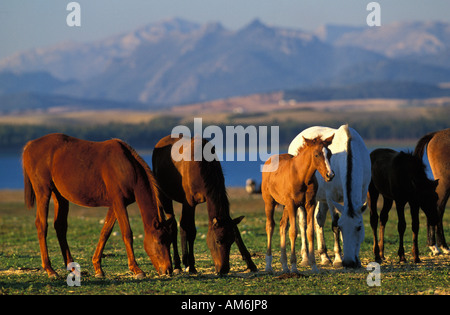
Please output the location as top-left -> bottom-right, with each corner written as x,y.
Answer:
144,216 -> 174,275
207,216 -> 244,275
402,152 -> 439,226
332,200 -> 367,268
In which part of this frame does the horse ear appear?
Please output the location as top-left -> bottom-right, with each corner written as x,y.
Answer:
331,199 -> 344,215
233,216 -> 245,225
323,134 -> 334,146
302,136 -> 314,146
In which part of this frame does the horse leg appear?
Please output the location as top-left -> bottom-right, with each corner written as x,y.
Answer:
180,203 -> 197,274
286,203 -> 298,273
232,221 -> 258,272
379,197 -> 393,261
298,206 -> 309,267
315,202 -> 332,265
279,207 -> 289,273
396,201 -> 407,262
435,187 -> 450,254
368,184 -> 382,263
305,200 -> 318,272
160,195 -> 182,273
112,200 -> 145,278
52,191 -> 73,268
92,207 -> 116,277
264,198 -> 276,272
410,203 -> 421,263
330,210 -> 342,268
35,190 -> 57,278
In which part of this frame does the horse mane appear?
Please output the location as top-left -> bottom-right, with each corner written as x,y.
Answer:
343,124 -> 355,217
397,150 -> 432,187
198,141 -> 230,220
114,139 -> 164,222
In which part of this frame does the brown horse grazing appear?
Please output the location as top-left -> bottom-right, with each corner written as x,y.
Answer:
368,149 -> 439,263
22,133 -> 172,278
152,135 -> 257,275
414,128 -> 450,255
262,134 -> 335,273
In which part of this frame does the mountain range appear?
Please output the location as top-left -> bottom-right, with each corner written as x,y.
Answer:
1,18 -> 450,111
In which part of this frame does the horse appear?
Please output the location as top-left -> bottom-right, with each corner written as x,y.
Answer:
367,148 -> 439,263
152,135 -> 257,275
414,128 -> 450,255
288,125 -> 371,268
22,133 -> 173,278
262,134 -> 335,273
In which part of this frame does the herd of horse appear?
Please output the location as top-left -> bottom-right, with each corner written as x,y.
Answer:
21,126 -> 449,279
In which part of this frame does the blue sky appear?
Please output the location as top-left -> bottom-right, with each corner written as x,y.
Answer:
1,0 -> 450,59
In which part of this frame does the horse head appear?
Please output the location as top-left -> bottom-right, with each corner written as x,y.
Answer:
332,200 -> 367,268
207,216 -> 244,275
144,216 -> 174,275
301,134 -> 335,182
416,179 -> 440,226
406,153 -> 440,226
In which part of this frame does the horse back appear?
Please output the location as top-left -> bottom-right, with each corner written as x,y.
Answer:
23,133 -> 138,207
153,135 -> 209,206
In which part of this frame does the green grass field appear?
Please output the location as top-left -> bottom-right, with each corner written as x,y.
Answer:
0,188 -> 449,295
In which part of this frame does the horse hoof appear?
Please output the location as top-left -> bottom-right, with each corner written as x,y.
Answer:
95,272 -> 105,278
173,268 -> 182,275
441,247 -> 450,255
300,260 -> 309,267
48,272 -> 59,279
333,261 -> 343,268
135,272 -> 145,279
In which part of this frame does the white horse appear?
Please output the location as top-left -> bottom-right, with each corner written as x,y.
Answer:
288,125 -> 371,268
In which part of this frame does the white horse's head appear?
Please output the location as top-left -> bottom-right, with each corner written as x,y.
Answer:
332,200 -> 367,268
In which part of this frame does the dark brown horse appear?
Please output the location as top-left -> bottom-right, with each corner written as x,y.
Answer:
152,135 -> 257,275
414,128 -> 450,255
262,134 -> 334,273
368,148 -> 439,263
22,133 -> 172,278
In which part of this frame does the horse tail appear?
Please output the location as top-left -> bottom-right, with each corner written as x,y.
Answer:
414,131 -> 436,159
22,144 -> 36,209
114,139 -> 165,222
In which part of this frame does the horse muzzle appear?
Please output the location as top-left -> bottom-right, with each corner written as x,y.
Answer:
325,171 -> 335,182
342,258 -> 361,269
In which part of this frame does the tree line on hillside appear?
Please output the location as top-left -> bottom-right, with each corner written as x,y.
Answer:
0,113 -> 448,153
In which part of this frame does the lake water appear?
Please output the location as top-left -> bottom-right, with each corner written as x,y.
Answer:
0,153 -> 265,190
0,148 -> 433,190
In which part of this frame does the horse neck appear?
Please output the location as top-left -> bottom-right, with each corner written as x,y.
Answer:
134,176 -> 162,231
206,192 -> 230,223
293,148 -> 317,184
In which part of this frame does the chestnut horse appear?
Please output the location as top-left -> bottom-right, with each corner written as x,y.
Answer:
368,149 -> 439,263
152,135 -> 257,275
262,134 -> 334,273
414,128 -> 450,255
22,133 -> 172,278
